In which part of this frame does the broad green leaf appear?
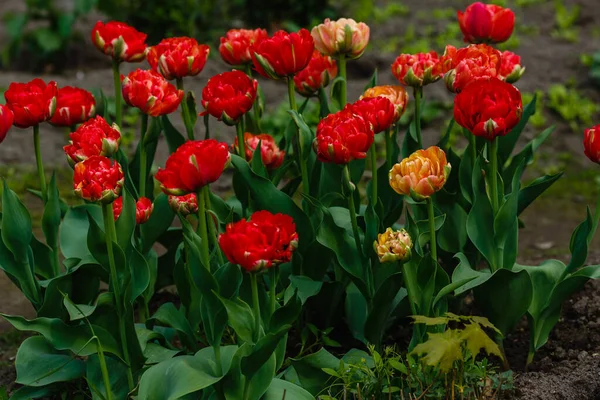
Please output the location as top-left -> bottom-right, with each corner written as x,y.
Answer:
364,273 -> 405,346
459,323 -> 503,360
1,183 -> 32,261
290,348 -> 340,395
498,95 -> 537,162
115,188 -> 136,251
411,330 -> 462,373
15,336 -> 85,386
86,354 -> 130,400
285,275 -> 323,305
215,293 -> 255,344
60,204 -> 103,260
141,193 -> 175,253
518,173 -> 563,216
149,303 -> 197,350
263,379 -> 315,400
161,115 -> 186,153
451,253 -> 491,296
129,248 -> 151,303
41,174 -> 61,256
241,325 -> 291,379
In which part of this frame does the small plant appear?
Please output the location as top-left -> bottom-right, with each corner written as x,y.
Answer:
551,0 -> 580,42
546,83 -> 599,133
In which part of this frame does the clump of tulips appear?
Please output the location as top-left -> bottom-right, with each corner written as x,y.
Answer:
0,2 -> 598,399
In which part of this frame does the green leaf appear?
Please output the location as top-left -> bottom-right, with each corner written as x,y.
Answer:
498,95 -> 537,162
141,193 -> 175,253
86,354 -> 130,400
317,87 -> 331,118
285,275 -> 323,305
42,174 -> 61,254
432,276 -> 477,307
129,248 -> 150,303
241,325 -> 291,379
60,205 -> 103,260
161,115 -> 186,154
290,349 -> 340,395
288,110 -> 314,163
62,294 -> 97,321
187,91 -> 198,127
459,323 -> 503,360
149,302 -> 197,350
364,273 -> 405,346
518,173 -> 563,216
15,336 -> 85,386
251,139 -> 268,178
2,182 -> 32,261
363,69 -> 378,91
222,343 -> 276,400
411,330 -> 462,373
263,379 -> 315,400
115,188 -> 136,251
9,386 -> 55,400
566,207 -> 594,274
451,253 -> 491,296
33,28 -> 62,52
269,295 -> 301,333
215,293 -> 255,344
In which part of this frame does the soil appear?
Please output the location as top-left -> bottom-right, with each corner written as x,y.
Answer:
1,0 -> 600,398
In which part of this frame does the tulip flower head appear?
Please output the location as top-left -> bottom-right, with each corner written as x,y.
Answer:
92,21 -> 148,62
121,69 -> 184,116
73,156 -> 124,204
458,2 -> 515,44
113,196 -> 153,224
155,139 -> 231,195
50,86 -> 96,127
361,85 -> 409,122
374,228 -> 413,263
313,109 -> 374,164
389,146 -> 451,201
0,105 -> 14,144
219,28 -> 268,66
201,70 -> 258,125
252,29 -> 315,79
311,18 -> 370,59
499,50 -> 525,84
442,44 -> 502,93
63,116 -> 121,166
392,51 -> 441,87
233,133 -> 285,170
147,37 -> 210,80
4,79 -> 57,128
168,193 -> 199,216
454,78 -> 522,141
294,50 -> 338,97
218,210 -> 298,273
347,97 -> 396,134
584,125 -> 600,165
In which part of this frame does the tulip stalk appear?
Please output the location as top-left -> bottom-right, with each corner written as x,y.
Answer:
33,125 -> 48,202
250,273 -> 261,342
176,78 -> 194,140
385,127 -> 394,170
244,65 -> 262,132
369,147 -> 378,206
139,114 -> 149,198
343,165 -> 363,259
413,87 -> 424,148
111,60 -> 123,128
102,203 -> 134,390
204,188 -> 224,265
287,77 -> 310,197
426,197 -> 437,263
269,268 -> 278,316
196,186 -> 211,270
489,138 -> 499,214
338,53 -> 347,107
235,123 -> 246,158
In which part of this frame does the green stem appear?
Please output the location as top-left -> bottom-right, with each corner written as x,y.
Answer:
401,262 -> 418,317
139,114 -> 148,198
112,59 -> 122,128
236,122 -> 246,158
269,268 -> 278,317
176,78 -> 194,140
197,187 -> 211,270
385,127 -> 393,170
95,337 -> 114,400
245,65 -> 262,132
250,273 -> 261,342
102,204 -> 134,390
204,188 -> 224,265
33,125 -> 47,202
490,138 -> 499,214
413,87 -> 423,149
344,165 -> 363,259
338,53 -> 347,107
214,343 -> 223,376
287,77 -> 310,198
427,197 -> 437,263
369,148 -> 378,206
466,128 -> 476,165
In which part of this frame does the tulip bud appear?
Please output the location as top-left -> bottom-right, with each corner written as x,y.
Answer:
233,133 -> 285,169
201,70 -> 258,126
584,125 -> 600,165
147,37 -> 210,80
457,2 -> 515,44
112,196 -> 153,224
346,97 -> 396,134
294,50 -> 338,97
73,156 -> 124,204
219,28 -> 268,66
91,21 -> 148,63
64,116 -> 121,166
374,228 -> 413,263
168,193 -> 199,216
499,51 -> 525,84
392,52 -> 441,88
252,29 -> 315,79
122,69 -> 183,116
311,18 -> 370,59
0,105 -> 14,144
4,79 -> 58,128
441,44 -> 502,93
389,146 -> 451,201
50,86 -> 96,127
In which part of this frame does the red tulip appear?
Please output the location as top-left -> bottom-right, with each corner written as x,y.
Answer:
92,21 -> 148,62
252,29 -> 314,79
458,2 -> 515,44
347,97 -> 396,134
4,79 -> 57,128
391,51 -> 441,87
63,116 -> 121,166
49,86 -> 96,127
155,139 -> 231,195
233,133 -> 285,169
219,28 -> 268,66
584,125 -> 600,164
442,44 -> 502,93
314,109 -> 374,164
361,85 -> 409,122
499,50 -> 525,84
113,196 -> 153,224
73,156 -> 124,203
121,69 -> 184,117
294,50 -> 338,97
218,210 -> 298,273
454,78 -> 522,141
200,70 -> 258,125
147,37 -> 210,80
168,193 -> 198,216
0,105 -> 14,144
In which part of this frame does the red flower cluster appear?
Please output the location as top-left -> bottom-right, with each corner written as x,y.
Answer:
252,29 -> 314,79
113,196 -> 153,224
219,28 -> 268,66
458,2 -> 515,44
155,139 -> 231,195
63,116 -> 121,166
201,70 -> 258,125
92,21 -> 148,62
392,51 -> 441,87
454,78 -> 522,141
50,86 -> 96,127
294,50 -> 338,97
314,109 -> 374,164
361,85 -> 409,122
73,156 -> 124,203
440,44 -> 502,93
233,133 -> 285,169
4,79 -> 57,128
347,97 -> 396,134
168,193 -> 198,216
0,105 -> 14,143
219,210 -> 298,273
122,69 -> 184,116
584,125 -> 600,164
147,37 -> 210,80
